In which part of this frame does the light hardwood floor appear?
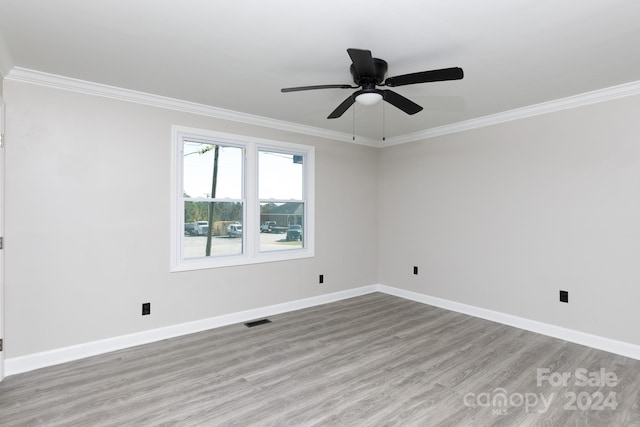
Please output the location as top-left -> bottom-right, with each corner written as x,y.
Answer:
1,293 -> 639,426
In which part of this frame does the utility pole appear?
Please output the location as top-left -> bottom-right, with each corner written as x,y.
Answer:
205,145 -> 219,256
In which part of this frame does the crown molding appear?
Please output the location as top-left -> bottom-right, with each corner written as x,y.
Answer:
5,67 -> 380,147
385,80 -> 640,146
6,67 -> 640,147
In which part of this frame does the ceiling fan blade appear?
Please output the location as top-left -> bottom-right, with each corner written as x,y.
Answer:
347,48 -> 375,77
385,67 -> 464,87
281,84 -> 355,93
327,94 -> 356,119
382,90 -> 423,115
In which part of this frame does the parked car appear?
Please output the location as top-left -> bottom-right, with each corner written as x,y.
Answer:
260,221 -> 287,233
184,222 -> 199,235
260,221 -> 276,232
286,224 -> 303,241
227,223 -> 242,238
197,221 -> 209,235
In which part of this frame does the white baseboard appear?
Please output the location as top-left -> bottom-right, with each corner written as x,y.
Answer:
6,283 -> 640,376
378,285 -> 640,361
4,285 -> 377,376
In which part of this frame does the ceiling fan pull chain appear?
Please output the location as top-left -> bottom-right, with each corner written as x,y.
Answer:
352,105 -> 356,141
382,102 -> 386,142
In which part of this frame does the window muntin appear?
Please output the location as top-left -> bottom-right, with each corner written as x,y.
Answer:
172,127 -> 314,271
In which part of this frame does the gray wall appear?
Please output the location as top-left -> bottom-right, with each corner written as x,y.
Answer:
379,94 -> 640,345
5,76 -> 640,361
3,80 -> 379,358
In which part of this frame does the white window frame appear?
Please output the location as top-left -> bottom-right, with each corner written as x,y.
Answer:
171,125 -> 315,271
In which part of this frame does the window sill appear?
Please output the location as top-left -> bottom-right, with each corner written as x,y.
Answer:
170,248 -> 315,272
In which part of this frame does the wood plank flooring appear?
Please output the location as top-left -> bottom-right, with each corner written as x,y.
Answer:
1,292 -> 639,426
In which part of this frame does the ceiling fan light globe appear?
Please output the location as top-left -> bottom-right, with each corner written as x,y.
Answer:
355,92 -> 383,106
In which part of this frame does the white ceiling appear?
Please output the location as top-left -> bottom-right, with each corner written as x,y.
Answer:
1,0 -> 640,143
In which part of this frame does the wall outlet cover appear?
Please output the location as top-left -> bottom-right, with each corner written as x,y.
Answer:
559,290 -> 569,303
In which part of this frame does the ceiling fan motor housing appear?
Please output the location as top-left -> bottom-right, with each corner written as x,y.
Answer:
350,58 -> 388,86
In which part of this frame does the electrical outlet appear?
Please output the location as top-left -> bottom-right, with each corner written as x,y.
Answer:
559,290 -> 569,303
413,266 -> 418,275
142,302 -> 151,315
319,274 -> 324,284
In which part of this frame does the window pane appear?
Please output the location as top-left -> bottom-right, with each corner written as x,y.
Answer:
183,142 -> 242,199
259,151 -> 302,200
184,201 -> 243,258
259,202 -> 304,252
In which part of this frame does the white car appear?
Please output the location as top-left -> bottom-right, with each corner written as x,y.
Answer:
197,221 -> 209,235
227,223 -> 242,238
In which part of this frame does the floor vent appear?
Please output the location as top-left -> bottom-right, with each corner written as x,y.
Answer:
244,319 -> 272,328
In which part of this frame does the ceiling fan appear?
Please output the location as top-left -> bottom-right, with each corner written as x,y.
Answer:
281,48 -> 464,119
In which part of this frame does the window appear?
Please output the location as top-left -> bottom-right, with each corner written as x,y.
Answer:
259,150 -> 304,252
171,126 -> 314,271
